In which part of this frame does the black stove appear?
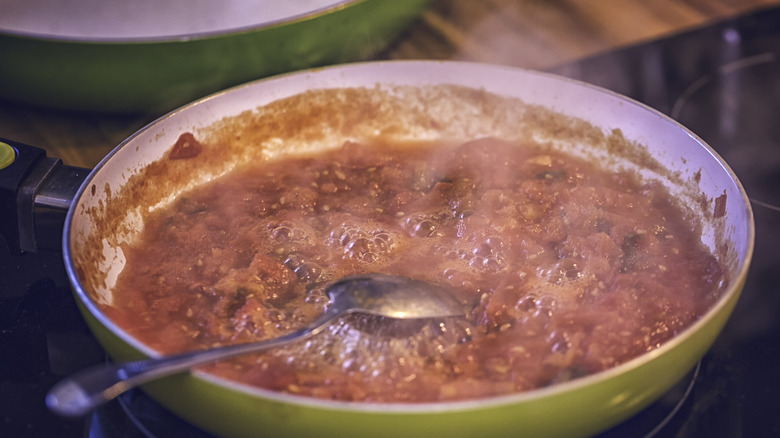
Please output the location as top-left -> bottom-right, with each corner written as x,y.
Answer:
2,6 -> 780,437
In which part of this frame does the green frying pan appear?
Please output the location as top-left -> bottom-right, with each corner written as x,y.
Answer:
0,0 -> 431,113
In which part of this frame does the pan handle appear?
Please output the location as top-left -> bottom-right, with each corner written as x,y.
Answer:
0,138 -> 89,254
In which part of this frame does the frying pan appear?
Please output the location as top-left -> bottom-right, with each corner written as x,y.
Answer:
0,0 -> 431,113
0,61 -> 754,438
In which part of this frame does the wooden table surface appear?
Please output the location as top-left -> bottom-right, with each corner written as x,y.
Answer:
1,0 -> 778,169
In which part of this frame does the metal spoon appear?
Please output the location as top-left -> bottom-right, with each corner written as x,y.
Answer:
46,273 -> 466,417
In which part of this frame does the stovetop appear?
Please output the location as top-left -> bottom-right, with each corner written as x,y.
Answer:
2,6 -> 780,437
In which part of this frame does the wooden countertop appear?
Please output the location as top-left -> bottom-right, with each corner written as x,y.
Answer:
384,0 -> 780,70
1,0 -> 778,169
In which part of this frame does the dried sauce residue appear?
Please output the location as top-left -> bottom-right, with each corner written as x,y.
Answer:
169,132 -> 203,159
714,190 -> 728,217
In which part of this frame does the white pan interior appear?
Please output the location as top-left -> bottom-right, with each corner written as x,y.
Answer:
0,0 -> 348,40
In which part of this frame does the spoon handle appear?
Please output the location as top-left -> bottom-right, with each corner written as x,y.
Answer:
46,309 -> 341,417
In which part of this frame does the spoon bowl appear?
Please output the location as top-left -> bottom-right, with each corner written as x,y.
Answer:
46,273 -> 465,418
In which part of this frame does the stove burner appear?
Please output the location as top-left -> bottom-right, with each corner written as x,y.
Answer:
83,361 -> 701,438
598,362 -> 700,438
671,50 -> 780,212
115,390 -> 213,438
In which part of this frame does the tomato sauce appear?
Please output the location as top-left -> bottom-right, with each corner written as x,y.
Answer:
112,137 -> 724,402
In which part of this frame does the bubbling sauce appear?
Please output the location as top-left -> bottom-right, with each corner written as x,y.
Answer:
111,137 -> 724,403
